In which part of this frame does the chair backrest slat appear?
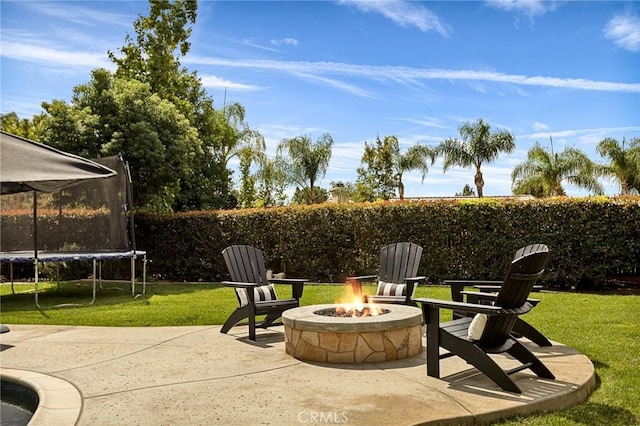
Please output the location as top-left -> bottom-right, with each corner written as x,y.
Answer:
379,242 -> 423,284
480,245 -> 550,346
222,245 -> 268,285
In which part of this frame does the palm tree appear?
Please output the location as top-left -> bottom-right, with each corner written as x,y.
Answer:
396,143 -> 435,200
217,102 -> 265,171
437,118 -> 515,197
277,133 -> 333,204
596,137 -> 640,195
512,136 -> 604,197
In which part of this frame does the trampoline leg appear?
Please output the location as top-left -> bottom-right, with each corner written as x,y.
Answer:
90,260 -> 96,305
143,255 -> 147,294
34,259 -> 41,309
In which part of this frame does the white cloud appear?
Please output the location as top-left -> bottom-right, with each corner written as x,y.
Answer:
533,121 -> 549,131
271,38 -> 299,47
186,56 -> 640,94
200,75 -> 262,91
291,72 -> 375,98
20,2 -> 132,28
603,13 -> 640,52
239,38 -> 281,52
485,0 -> 561,24
337,0 -> 451,37
518,126 -> 640,141
0,40 -> 112,70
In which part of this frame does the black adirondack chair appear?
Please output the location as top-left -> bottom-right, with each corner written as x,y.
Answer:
414,245 -> 554,393
445,244 -> 552,347
221,245 -> 307,341
348,242 -> 425,306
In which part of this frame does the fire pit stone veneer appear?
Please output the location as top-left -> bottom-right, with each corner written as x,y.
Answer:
282,304 -> 423,363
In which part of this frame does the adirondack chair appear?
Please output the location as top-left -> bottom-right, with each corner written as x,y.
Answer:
414,245 -> 554,393
221,245 -> 307,341
347,242 -> 425,306
446,243 -> 552,347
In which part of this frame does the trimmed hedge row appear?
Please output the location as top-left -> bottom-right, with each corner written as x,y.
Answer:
136,196 -> 640,289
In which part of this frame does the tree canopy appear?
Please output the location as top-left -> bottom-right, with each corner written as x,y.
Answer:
437,118 -> 515,197
355,135 -> 434,201
596,137 -> 640,195
512,137 -> 604,197
277,133 -> 334,204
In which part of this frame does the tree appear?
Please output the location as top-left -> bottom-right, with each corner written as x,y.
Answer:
356,135 -> 434,200
255,158 -> 289,207
596,137 -> 640,195
512,137 -> 604,197
291,186 -> 329,205
397,142 -> 434,199
0,112 -> 44,140
356,135 -> 397,201
108,0 -> 198,112
455,184 -> 476,197
277,133 -> 333,204
39,77 -> 203,211
437,118 -> 515,197
108,0 -> 241,210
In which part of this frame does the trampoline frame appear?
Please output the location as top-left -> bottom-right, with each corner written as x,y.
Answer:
1,250 -> 147,308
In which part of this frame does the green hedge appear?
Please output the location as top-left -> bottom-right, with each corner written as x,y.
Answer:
135,196 -> 640,289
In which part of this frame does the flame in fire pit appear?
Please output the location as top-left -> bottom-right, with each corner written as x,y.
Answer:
333,296 -> 385,317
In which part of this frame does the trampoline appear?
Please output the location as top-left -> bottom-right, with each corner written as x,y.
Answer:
0,250 -> 147,307
1,134 -> 148,308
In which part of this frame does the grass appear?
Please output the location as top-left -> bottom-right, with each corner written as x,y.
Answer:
1,281 -> 639,425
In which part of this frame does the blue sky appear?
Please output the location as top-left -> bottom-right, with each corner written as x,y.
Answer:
1,0 -> 639,198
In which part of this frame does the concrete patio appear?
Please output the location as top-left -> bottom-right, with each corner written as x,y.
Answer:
0,324 -> 595,425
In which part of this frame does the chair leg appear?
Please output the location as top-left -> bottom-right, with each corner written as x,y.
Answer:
440,334 -> 522,393
507,340 -> 556,380
424,305 -> 441,379
248,304 -> 257,341
221,307 -> 249,334
262,313 -> 281,328
512,318 -> 552,347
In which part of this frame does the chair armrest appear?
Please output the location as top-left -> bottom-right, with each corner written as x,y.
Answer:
267,278 -> 308,285
346,275 -> 378,282
414,297 -> 502,315
460,291 -> 540,306
268,278 -> 306,300
444,279 -> 503,286
221,281 -> 259,289
404,276 -> 427,284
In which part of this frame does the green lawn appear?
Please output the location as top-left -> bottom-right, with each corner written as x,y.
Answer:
1,281 -> 638,425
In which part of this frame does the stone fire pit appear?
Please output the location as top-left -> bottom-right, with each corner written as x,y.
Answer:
282,303 -> 423,363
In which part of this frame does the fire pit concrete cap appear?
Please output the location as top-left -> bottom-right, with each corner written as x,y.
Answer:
282,303 -> 422,333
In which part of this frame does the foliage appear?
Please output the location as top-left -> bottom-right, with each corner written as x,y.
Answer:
0,112 -> 44,140
513,136 -> 604,197
134,197 -> 640,289
1,284 -> 638,425
437,118 -> 515,197
2,1 -> 260,212
455,184 -> 476,197
255,158 -> 289,207
597,137 -> 640,195
276,133 -> 334,204
355,135 -> 399,200
355,135 -> 434,200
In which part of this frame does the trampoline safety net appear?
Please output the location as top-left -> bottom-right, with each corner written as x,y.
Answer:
1,155 -> 134,254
